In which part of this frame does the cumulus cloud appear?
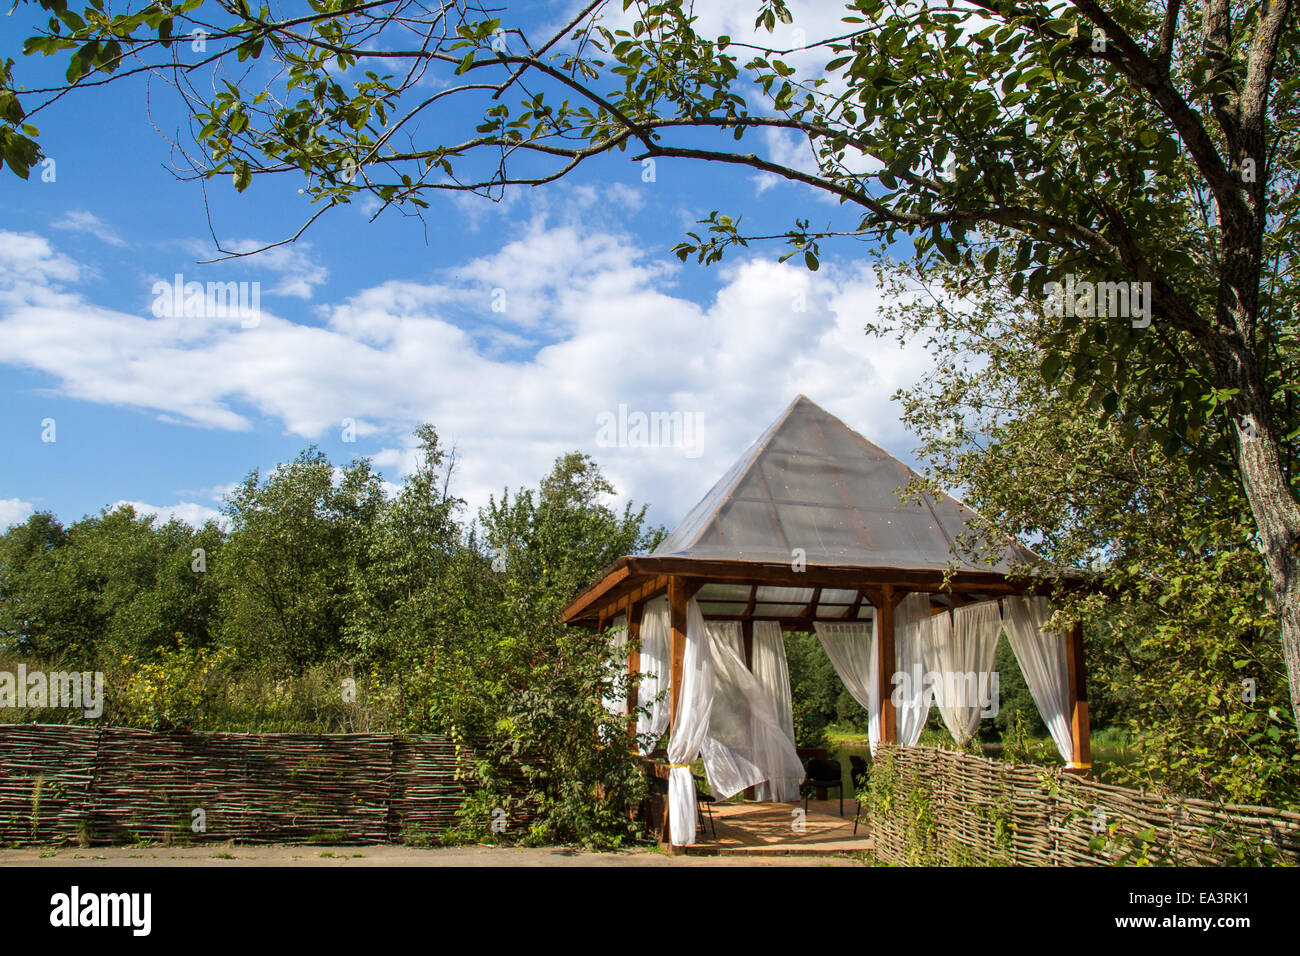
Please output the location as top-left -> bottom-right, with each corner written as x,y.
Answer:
112,500 -> 227,529
0,498 -> 35,530
52,210 -> 126,247
178,238 -> 329,300
0,221 -> 936,527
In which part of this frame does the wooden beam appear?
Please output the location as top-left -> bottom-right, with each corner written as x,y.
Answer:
561,554 -> 1096,626
843,590 -> 865,621
798,586 -> 823,626
1064,620 -> 1092,777
574,574 -> 669,629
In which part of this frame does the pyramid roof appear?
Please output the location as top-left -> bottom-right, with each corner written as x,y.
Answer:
654,395 -> 1038,573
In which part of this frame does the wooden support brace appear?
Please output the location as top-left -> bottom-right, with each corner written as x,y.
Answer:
1063,620 -> 1092,778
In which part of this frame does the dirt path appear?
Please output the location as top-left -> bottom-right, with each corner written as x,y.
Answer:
0,844 -> 863,867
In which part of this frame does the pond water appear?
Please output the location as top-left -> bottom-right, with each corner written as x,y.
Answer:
826,738 -> 1135,788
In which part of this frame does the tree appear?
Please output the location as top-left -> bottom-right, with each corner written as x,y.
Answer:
344,424 -> 465,667
0,505 -> 225,663
873,253 -> 1299,804
218,449 -> 386,670
480,451 -> 662,618
431,453 -> 662,845
6,0 -> 1300,725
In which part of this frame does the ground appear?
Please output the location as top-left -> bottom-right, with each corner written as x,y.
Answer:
0,844 -> 864,866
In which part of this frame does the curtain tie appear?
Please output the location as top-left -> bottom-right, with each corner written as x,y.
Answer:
666,763 -> 693,769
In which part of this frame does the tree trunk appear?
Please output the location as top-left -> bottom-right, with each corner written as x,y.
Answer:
1215,335 -> 1300,731
1238,442 -> 1300,732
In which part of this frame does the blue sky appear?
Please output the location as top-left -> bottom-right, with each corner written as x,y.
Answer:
0,0 -> 937,534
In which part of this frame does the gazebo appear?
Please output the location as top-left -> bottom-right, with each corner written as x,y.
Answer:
562,395 -> 1091,847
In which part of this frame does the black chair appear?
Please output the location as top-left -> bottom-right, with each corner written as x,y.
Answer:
649,772 -> 715,839
694,774 -> 717,839
849,755 -> 870,834
802,758 -> 845,817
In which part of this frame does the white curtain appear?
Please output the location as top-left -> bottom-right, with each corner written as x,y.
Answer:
668,602 -> 806,843
600,614 -> 629,716
667,600 -> 715,847
924,602 -> 1001,746
636,598 -> 671,755
706,620 -> 745,659
894,594 -> 934,746
699,618 -> 805,805
1003,596 -> 1075,763
750,621 -> 800,801
813,620 -> 877,751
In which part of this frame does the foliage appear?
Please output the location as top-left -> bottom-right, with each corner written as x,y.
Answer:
0,426 -> 662,845
217,449 -> 388,672
872,254 -> 1300,808
0,506 -> 225,663
8,7 -> 1299,706
111,642 -> 235,731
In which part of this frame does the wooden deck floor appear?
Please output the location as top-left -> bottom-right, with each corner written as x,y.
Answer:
685,799 -> 872,856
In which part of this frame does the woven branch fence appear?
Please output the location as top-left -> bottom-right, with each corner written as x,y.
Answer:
867,744 -> 1300,866
0,724 -> 530,846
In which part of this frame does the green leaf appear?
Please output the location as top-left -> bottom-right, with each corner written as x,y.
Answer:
233,160 -> 252,192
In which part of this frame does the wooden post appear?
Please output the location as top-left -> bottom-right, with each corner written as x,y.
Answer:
741,617 -> 755,801
626,600 -> 643,728
663,576 -> 692,848
1064,620 -> 1092,777
667,578 -> 690,730
874,586 -> 898,747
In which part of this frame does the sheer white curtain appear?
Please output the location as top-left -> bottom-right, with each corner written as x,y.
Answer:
924,602 -> 1001,745
706,620 -> 745,659
667,601 -> 805,844
1003,596 -> 1074,763
894,594 -> 934,746
751,621 -> 799,801
700,617 -> 805,805
813,620 -> 877,750
636,597 -> 670,755
667,600 -> 714,847
600,614 -> 629,716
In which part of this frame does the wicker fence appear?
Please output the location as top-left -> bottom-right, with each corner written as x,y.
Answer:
867,744 -> 1300,866
0,724 -> 524,846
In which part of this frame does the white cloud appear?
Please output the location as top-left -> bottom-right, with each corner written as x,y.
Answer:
112,500 -> 227,529
0,224 -> 936,528
0,498 -> 35,530
52,210 -> 126,247
172,481 -> 240,503
179,239 -> 329,300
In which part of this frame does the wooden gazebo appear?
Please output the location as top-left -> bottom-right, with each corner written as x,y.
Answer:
562,396 -> 1092,830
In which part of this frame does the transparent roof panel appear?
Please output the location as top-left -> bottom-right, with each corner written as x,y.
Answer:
653,395 -> 1039,573
699,602 -> 747,615
756,585 -> 814,602
696,583 -> 752,601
